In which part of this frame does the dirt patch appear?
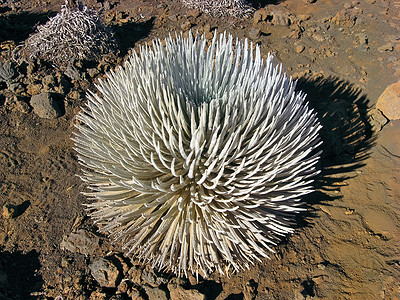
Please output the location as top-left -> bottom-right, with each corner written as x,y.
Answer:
0,0 -> 399,299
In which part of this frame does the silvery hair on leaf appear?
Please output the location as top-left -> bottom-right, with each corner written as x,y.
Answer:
181,0 -> 254,17
73,32 -> 322,278
22,0 -> 114,67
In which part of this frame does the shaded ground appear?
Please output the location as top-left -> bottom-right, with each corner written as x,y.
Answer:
0,0 -> 399,299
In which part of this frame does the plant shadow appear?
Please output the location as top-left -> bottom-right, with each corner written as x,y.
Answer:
0,11 -> 54,43
295,74 -> 375,226
192,279 -> 223,299
0,249 -> 44,299
248,0 -> 286,8
111,17 -> 154,58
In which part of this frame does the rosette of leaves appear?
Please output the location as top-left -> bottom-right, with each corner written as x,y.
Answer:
181,0 -> 255,17
22,0 -> 114,68
74,33 -> 322,277
0,61 -> 16,85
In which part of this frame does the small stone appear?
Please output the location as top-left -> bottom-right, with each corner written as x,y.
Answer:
187,9 -> 201,19
112,254 -> 130,275
312,33 -> 325,42
90,258 -> 121,288
117,280 -> 129,293
204,24 -> 214,40
5,95 -> 30,113
115,11 -> 127,22
181,21 -> 192,31
313,276 -> 324,285
343,2 -> 352,9
27,83 -> 43,96
30,92 -> 62,119
141,267 -> 168,287
270,10 -> 291,26
64,64 -> 82,81
26,62 -> 37,75
89,290 -> 108,300
109,295 -> 125,300
298,14 -> 311,21
376,80 -> 400,120
61,257 -> 70,268
14,98 -> 31,114
143,286 -> 168,300
327,49 -> 337,57
57,77 -> 70,95
172,288 -> 205,300
296,45 -> 305,53
253,10 -> 262,24
60,229 -> 100,255
168,278 -> 205,300
87,68 -> 98,78
42,75 -> 56,86
169,286 -> 205,300
377,42 -> 394,52
2,204 -> 18,219
68,90 -> 84,101
103,1 -> 112,11
243,279 -> 258,300
289,28 -> 302,39
253,8 -> 267,24
355,33 -> 368,45
168,15 -> 178,22
128,287 -> 145,300
331,8 -> 358,27
187,272 -> 197,286
248,28 -> 261,40
323,23 -> 331,30
128,265 -> 142,284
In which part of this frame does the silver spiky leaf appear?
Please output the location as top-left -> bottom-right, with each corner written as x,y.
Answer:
22,0 -> 114,67
73,32 -> 322,278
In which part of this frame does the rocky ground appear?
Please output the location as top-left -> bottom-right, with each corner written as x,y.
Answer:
0,0 -> 399,299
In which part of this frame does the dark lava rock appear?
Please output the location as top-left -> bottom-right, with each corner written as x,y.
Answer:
89,258 -> 121,288
60,229 -> 100,255
143,286 -> 168,300
30,92 -> 62,119
141,267 -> 168,287
168,277 -> 205,300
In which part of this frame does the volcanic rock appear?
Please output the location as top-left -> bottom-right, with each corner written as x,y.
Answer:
60,229 -> 100,255
376,80 -> 400,120
30,92 -> 62,119
89,258 -> 121,288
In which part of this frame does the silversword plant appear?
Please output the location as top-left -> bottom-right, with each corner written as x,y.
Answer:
181,0 -> 254,17
0,61 -> 16,83
22,0 -> 114,67
74,32 -> 322,278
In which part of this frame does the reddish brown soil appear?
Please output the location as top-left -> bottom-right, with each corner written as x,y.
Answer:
0,0 -> 399,299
